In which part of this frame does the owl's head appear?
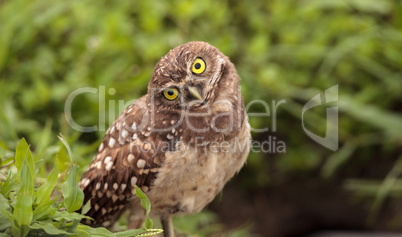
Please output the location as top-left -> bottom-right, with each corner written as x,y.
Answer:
148,41 -> 240,112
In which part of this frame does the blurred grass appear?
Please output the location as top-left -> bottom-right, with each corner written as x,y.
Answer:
0,0 -> 401,234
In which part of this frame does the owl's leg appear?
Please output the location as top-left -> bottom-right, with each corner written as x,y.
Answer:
161,216 -> 174,237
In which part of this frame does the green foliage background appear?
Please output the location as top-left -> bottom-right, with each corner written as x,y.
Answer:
0,0 -> 401,235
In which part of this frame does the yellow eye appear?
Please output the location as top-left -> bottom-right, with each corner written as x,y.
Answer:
163,88 -> 179,100
192,58 -> 206,74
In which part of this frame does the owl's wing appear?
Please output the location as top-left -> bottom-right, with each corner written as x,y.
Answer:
79,95 -> 165,226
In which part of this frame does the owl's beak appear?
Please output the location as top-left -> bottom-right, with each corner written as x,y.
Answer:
188,86 -> 203,101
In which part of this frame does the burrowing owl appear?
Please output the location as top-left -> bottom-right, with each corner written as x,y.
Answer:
79,41 -> 251,236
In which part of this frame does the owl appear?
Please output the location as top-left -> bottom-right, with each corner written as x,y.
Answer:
79,41 -> 251,236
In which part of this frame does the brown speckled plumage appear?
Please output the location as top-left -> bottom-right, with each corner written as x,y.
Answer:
79,41 -> 251,236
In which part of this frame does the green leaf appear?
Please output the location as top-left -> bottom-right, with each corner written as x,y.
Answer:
58,134 -> 74,163
81,200 -> 91,215
14,138 -> 34,181
14,138 -> 28,174
0,193 -> 9,210
0,156 -> 14,166
0,171 -> 13,198
73,225 -> 115,237
36,161 -> 59,204
30,222 -> 69,235
57,146 -> 71,173
65,219 -> 80,233
32,197 -> 58,221
50,211 -> 89,222
70,230 -> 92,237
134,185 -> 153,229
0,208 -> 13,223
12,222 -> 22,237
13,159 -> 34,237
0,194 -> 12,231
62,165 -> 84,213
